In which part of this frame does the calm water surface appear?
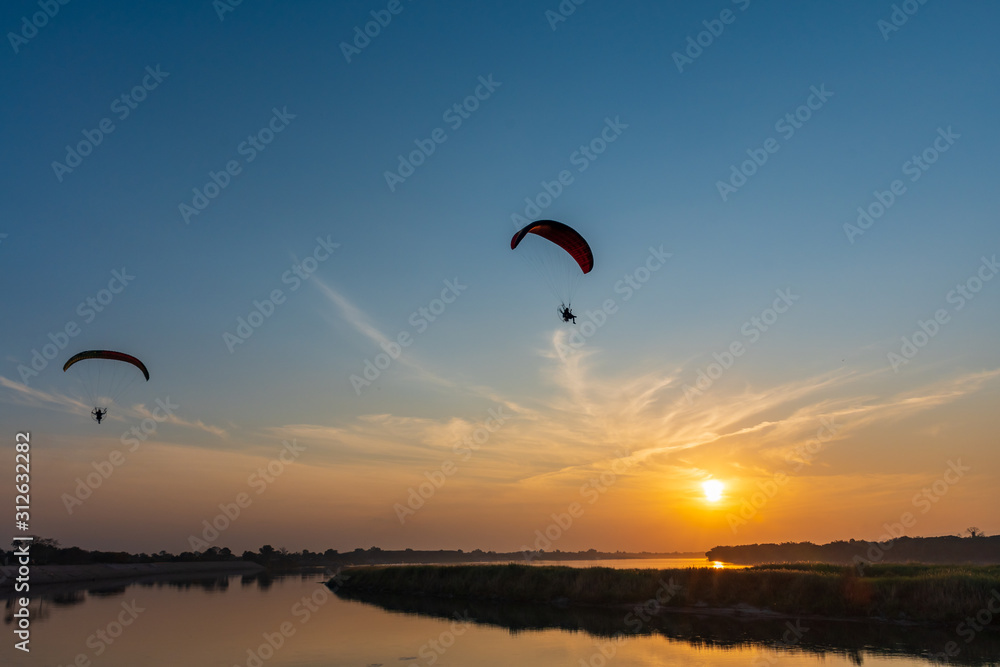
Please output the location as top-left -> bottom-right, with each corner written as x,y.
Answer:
4,561 -> 995,666
530,558 -> 745,569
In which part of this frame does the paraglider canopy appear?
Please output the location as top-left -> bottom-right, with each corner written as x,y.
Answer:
63,350 -> 149,422
511,220 -> 594,315
63,350 -> 150,380
510,220 -> 594,274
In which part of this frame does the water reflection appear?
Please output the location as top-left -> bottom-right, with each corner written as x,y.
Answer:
3,570 -> 275,623
336,587 -> 1000,666
5,571 -> 998,667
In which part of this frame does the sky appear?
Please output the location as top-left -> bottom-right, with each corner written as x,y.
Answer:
1,0 -> 998,556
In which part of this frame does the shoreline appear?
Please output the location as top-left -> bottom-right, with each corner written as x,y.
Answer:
0,560 -> 264,591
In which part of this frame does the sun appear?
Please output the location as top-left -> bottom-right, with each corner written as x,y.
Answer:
702,479 -> 724,502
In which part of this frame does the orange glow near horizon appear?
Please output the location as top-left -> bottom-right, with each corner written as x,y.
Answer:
14,359 -> 1000,555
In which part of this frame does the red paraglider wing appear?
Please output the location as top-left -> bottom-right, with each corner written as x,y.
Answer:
63,350 -> 150,381
510,220 -> 593,274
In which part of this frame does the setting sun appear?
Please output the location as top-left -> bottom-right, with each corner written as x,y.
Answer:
703,480 -> 724,502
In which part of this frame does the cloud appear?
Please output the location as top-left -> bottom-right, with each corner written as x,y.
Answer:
311,277 -> 467,392
0,375 -> 228,438
247,307 -> 1000,511
130,401 -> 229,439
310,276 -> 529,415
511,337 -> 1000,487
0,374 -> 92,413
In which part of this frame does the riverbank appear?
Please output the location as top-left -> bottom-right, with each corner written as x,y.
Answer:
333,562 -> 1000,625
0,560 -> 264,591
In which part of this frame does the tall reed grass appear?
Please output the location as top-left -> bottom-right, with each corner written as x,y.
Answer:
334,563 -> 1000,624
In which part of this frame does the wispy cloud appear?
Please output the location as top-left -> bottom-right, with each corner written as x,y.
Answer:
247,315 -> 1000,505
0,375 -> 92,414
310,276 -> 529,415
0,375 -> 228,438
130,401 -> 229,439
512,337 -> 1000,486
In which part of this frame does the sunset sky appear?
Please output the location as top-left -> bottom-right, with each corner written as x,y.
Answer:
2,0 -> 998,555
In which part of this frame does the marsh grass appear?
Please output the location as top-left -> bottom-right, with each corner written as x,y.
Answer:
336,562 -> 1000,624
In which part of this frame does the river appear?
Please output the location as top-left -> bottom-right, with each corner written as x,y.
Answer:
4,560 -> 997,666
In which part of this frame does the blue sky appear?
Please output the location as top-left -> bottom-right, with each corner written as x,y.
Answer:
2,0 -> 999,553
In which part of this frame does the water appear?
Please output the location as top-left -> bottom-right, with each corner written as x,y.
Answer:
4,563 -> 997,666
376,558 -> 742,569
528,558 -> 745,569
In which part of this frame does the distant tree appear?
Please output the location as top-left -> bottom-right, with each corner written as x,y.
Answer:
26,537 -> 62,565
967,527 -> 984,538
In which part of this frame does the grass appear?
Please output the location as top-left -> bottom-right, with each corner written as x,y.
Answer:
333,562 -> 1000,624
